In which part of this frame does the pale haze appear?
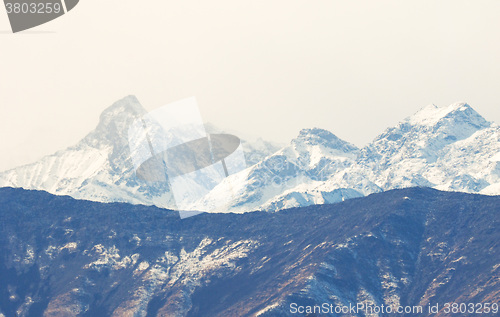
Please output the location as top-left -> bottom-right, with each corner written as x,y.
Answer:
1,0 -> 499,171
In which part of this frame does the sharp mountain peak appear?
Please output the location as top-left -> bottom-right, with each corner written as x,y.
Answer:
407,102 -> 488,128
83,95 -> 147,148
293,128 -> 359,152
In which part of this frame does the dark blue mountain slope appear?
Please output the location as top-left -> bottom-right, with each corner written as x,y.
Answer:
0,187 -> 498,316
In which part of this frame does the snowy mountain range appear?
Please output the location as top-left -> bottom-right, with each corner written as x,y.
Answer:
236,102 -> 500,211
1,96 -> 499,212
0,96 -> 279,211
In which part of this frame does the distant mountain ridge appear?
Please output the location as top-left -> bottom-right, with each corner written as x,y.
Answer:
0,97 -> 499,212
0,96 -> 280,210
196,102 -> 500,211
0,187 -> 498,316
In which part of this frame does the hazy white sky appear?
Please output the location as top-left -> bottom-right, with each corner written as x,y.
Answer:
1,0 -> 500,171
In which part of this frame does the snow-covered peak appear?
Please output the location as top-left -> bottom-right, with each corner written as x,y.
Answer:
97,95 -> 146,127
0,95 -> 175,208
354,102 -> 499,193
370,102 -> 491,151
83,95 -> 147,149
97,96 -> 146,132
292,128 -> 358,154
407,102 -> 489,129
